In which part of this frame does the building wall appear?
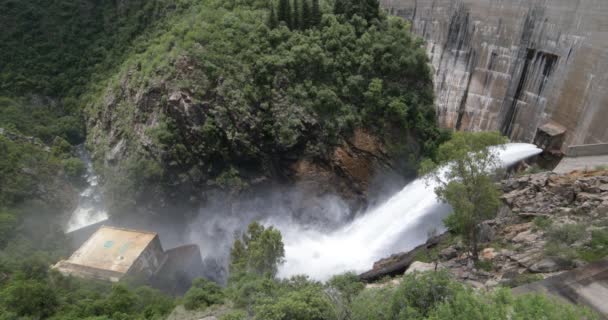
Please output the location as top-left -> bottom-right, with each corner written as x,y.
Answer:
381,0 -> 608,149
129,236 -> 166,277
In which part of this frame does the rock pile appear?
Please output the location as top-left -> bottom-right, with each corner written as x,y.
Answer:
502,171 -> 608,218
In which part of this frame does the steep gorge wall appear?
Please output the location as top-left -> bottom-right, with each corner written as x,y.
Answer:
381,0 -> 608,149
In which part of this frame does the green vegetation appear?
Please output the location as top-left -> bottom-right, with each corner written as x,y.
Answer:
349,271 -> 595,320
474,259 -> 494,272
502,273 -> 544,288
0,259 -> 175,319
79,0 -> 447,211
0,0 -> 599,318
229,222 -> 285,279
420,131 -> 508,261
579,229 -> 608,262
532,216 -> 553,231
0,0 -> 184,97
184,278 -> 225,311
546,223 -> 587,245
545,224 -> 608,264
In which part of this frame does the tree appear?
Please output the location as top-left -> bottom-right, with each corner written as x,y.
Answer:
334,0 -> 381,22
301,0 -> 311,29
333,0 -> 346,15
268,5 -> 279,29
293,0 -> 301,29
229,222 -> 285,278
311,0 -> 322,26
1,279 -> 58,318
420,131 -> 508,261
278,0 -> 292,28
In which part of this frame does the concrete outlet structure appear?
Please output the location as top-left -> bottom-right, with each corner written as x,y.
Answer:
54,226 -> 168,282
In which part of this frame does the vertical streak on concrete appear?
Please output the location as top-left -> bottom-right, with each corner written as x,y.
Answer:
381,0 -> 608,149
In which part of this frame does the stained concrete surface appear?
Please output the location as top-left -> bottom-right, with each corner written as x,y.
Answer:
381,0 -> 608,149
512,259 -> 608,317
554,155 -> 608,174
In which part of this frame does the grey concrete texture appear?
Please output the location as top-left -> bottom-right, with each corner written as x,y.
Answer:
553,154 -> 608,173
381,0 -> 608,150
567,143 -> 608,157
512,259 -> 608,317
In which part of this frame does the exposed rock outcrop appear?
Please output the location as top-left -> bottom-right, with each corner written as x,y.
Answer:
361,169 -> 608,288
86,59 -> 411,214
381,0 -> 608,148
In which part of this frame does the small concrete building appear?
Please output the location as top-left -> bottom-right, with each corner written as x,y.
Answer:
54,226 -> 167,282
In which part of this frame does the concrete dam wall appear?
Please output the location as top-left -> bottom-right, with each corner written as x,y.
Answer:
381,0 -> 608,150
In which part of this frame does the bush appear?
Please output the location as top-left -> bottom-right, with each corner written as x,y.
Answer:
503,273 -> 544,288
228,273 -> 279,309
63,157 -> 86,179
546,223 -> 587,245
533,216 -> 552,231
429,288 -> 598,319
183,278 -> 225,310
1,279 -> 58,318
390,271 -> 458,318
253,281 -> 338,320
220,310 -> 248,320
474,260 -> 493,272
351,287 -> 394,320
578,229 -> 608,262
327,272 -> 365,301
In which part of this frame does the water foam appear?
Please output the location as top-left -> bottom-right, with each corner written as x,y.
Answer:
66,147 -> 109,232
274,143 -> 542,280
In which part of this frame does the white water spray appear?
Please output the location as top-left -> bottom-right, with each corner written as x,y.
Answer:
66,147 -> 109,232
275,143 -> 542,280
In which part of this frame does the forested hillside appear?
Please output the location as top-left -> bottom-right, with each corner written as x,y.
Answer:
82,0 -> 447,213
0,0 -> 448,318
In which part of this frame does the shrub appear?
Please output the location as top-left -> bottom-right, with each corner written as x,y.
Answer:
474,260 -> 493,272
429,287 -> 598,319
533,216 -> 552,231
546,223 -> 587,245
253,282 -> 338,320
351,287 -> 394,320
327,272 -> 365,302
1,279 -> 58,318
220,310 -> 248,320
578,229 -> 608,262
390,271 -> 458,318
63,157 -> 86,179
503,273 -> 544,288
183,278 -> 225,310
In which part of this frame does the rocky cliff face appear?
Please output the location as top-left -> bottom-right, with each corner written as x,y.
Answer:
86,60 -> 408,213
381,0 -> 608,149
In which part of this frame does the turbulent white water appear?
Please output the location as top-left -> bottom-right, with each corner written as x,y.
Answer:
66,147 -> 109,232
275,143 -> 542,280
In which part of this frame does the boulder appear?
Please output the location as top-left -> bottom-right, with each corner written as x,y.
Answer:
405,261 -> 437,274
481,248 -> 497,261
479,222 -> 496,243
512,230 -> 540,243
529,258 -> 572,273
439,246 -> 458,260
